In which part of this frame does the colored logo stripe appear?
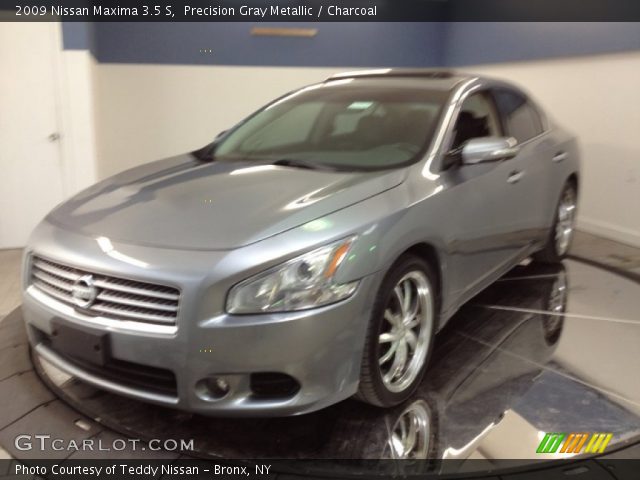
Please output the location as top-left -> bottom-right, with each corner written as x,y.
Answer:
537,433 -> 566,453
561,433 -> 589,453
584,433 -> 613,454
537,433 -> 613,454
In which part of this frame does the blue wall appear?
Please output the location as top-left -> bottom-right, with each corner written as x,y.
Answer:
61,22 -> 96,53
443,22 -> 640,66
62,22 -> 640,67
90,22 -> 444,67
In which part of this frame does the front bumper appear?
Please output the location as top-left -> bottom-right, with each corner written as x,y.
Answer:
21,226 -> 378,417
24,276 -> 376,416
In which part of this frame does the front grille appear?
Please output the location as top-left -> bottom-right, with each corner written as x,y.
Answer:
30,255 -> 180,326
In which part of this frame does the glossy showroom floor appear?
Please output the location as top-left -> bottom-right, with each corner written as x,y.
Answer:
0,232 -> 639,471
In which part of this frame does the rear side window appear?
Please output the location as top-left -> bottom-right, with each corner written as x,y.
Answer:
493,89 -> 544,143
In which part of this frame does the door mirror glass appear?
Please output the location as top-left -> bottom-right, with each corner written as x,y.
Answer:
461,137 -> 519,165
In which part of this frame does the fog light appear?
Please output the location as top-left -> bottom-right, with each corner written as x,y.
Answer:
195,376 -> 231,401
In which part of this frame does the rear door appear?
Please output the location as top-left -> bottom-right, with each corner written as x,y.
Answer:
443,90 -> 525,303
491,88 -> 555,245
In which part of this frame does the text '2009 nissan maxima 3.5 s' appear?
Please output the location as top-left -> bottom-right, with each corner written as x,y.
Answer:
22,69 -> 580,416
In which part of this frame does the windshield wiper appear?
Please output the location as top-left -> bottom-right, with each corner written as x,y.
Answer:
271,158 -> 336,171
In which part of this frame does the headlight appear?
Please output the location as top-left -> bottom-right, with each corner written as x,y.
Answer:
226,237 -> 359,314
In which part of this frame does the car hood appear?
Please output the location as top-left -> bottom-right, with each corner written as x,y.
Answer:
48,154 -> 407,250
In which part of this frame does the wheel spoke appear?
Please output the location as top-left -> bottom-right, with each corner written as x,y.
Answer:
406,317 -> 420,329
405,295 -> 419,325
389,433 -> 403,459
559,206 -> 568,221
379,341 -> 398,365
405,330 -> 418,350
391,341 -> 408,377
384,310 -> 400,327
394,286 -> 404,315
404,418 -> 418,456
402,281 -> 412,317
384,342 -> 407,382
379,332 -> 395,343
399,415 -> 407,441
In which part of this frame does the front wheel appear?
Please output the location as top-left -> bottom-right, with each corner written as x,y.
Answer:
356,255 -> 437,407
535,181 -> 577,263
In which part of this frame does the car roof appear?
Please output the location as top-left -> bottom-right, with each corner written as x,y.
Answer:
324,68 -> 481,91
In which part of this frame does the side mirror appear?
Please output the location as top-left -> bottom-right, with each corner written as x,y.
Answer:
461,137 -> 519,165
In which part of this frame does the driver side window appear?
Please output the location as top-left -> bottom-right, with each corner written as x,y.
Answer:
451,93 -> 502,150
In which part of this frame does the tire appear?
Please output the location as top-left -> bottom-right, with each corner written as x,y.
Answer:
327,397 -> 435,460
534,181 -> 577,263
356,255 -> 437,407
542,267 -> 567,345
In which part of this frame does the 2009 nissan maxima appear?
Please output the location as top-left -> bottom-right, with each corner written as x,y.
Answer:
22,69 -> 579,416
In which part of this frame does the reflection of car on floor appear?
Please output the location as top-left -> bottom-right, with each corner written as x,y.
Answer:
327,262 -> 567,461
22,69 -> 579,416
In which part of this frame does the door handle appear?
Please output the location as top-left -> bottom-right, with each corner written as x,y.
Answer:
553,152 -> 568,163
48,132 -> 61,142
507,170 -> 524,184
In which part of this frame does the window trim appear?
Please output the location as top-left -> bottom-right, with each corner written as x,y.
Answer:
492,87 -> 546,144
445,89 -> 505,153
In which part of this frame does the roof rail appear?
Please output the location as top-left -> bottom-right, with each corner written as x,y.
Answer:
325,68 -> 457,82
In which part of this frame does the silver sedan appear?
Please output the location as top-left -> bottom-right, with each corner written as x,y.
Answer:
22,69 -> 580,415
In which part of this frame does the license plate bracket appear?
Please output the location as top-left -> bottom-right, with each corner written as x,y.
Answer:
50,320 -> 109,366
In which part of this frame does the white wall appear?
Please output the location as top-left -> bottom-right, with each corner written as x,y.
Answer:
0,23 -> 98,247
58,48 -> 99,194
95,64 -> 341,179
471,51 -> 640,247
93,53 -> 640,247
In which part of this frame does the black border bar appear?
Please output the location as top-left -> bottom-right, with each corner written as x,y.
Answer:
2,0 -> 640,22
3,455 -> 640,479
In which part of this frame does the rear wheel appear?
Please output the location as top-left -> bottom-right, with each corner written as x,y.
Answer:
356,255 -> 437,407
535,182 -> 577,263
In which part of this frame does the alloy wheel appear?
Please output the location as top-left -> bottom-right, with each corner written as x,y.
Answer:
543,269 -> 568,344
378,271 -> 434,393
555,187 -> 576,256
547,270 -> 568,314
386,400 -> 431,459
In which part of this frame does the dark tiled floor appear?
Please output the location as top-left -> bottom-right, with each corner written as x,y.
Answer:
8,259 -> 639,471
0,234 -> 639,469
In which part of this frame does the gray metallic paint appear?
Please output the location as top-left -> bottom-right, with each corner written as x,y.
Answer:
21,72 -> 580,415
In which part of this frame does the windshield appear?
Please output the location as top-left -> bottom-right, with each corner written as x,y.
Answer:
213,82 -> 448,171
